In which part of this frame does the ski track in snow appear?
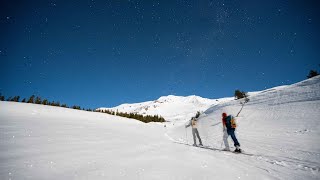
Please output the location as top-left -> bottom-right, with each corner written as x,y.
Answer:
165,132 -> 320,178
1,76 -> 320,179
164,76 -> 320,180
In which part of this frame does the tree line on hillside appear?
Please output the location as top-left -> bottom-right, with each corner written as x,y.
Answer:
2,67 -> 318,124
0,94 -> 93,111
0,94 -> 165,123
96,109 -> 166,123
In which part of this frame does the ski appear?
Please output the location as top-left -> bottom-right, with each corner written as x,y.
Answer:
174,141 -> 254,156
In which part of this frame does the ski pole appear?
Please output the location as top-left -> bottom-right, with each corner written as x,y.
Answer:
185,127 -> 188,144
220,130 -> 224,148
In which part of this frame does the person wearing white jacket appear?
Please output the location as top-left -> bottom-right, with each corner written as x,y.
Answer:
185,117 -> 203,146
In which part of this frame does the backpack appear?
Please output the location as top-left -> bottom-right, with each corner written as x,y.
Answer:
225,115 -> 237,129
192,120 -> 196,126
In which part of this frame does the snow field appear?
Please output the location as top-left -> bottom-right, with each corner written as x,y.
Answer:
1,76 -> 320,179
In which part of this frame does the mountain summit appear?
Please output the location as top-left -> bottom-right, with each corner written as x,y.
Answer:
98,95 -> 233,123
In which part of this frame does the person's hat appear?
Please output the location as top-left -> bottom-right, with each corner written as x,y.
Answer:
222,113 -> 227,117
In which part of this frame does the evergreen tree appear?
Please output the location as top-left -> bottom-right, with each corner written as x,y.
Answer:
21,98 -> 26,103
50,101 -> 55,106
35,96 -> 42,104
27,95 -> 35,103
72,105 -> 81,110
12,96 -> 20,102
61,104 -> 67,108
234,90 -> 248,100
0,95 -> 4,101
234,90 -> 243,99
307,70 -> 319,78
195,111 -> 201,118
160,116 -> 165,122
42,99 -> 48,105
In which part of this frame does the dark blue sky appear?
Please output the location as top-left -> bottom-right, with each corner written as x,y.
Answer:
1,0 -> 319,108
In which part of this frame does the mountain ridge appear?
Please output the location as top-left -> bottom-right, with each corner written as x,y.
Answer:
98,95 -> 233,123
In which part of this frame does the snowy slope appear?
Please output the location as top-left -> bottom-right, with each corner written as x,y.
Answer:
1,76 -> 320,180
98,95 -> 233,125
0,101 -> 272,180
167,75 -> 320,179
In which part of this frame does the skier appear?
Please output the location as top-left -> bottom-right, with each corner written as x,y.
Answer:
222,112 -> 242,153
185,117 -> 203,146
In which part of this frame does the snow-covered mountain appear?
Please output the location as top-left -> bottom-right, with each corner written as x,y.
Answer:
98,95 -> 233,124
1,76 -> 319,180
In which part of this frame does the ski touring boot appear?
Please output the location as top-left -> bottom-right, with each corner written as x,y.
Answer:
234,146 -> 242,153
222,147 -> 230,151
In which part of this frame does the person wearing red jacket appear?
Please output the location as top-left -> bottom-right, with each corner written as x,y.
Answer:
222,112 -> 241,153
